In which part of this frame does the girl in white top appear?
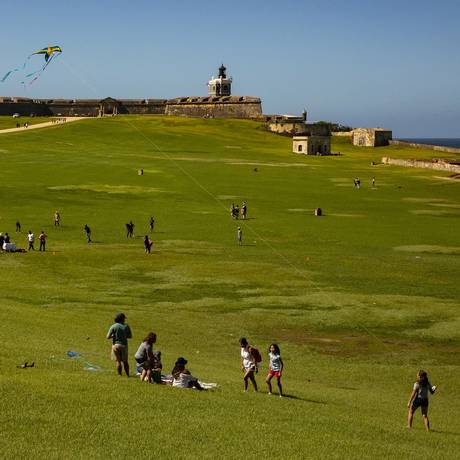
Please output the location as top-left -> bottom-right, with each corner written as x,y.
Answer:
240,337 -> 258,392
407,370 -> 437,432
266,343 -> 284,397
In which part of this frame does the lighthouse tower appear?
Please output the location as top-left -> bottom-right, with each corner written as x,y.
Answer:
207,64 -> 232,97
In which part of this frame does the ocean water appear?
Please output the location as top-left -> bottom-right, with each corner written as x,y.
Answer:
399,138 -> 460,148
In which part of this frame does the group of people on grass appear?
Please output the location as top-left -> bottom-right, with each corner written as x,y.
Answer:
106,312 -> 437,430
353,176 -> 376,188
0,229 -> 47,251
230,201 -> 247,220
0,211 -> 159,253
105,312 -> 284,395
106,312 -> 203,389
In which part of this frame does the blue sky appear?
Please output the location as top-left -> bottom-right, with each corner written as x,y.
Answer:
1,0 -> 459,136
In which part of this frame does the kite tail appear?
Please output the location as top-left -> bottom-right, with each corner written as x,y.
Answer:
22,53 -> 61,87
1,59 -> 29,83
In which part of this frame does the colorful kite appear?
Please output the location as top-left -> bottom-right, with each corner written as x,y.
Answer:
1,45 -> 62,86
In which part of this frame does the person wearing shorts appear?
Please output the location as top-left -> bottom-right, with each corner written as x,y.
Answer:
107,312 -> 132,377
266,343 -> 284,396
240,337 -> 258,392
407,370 -> 436,431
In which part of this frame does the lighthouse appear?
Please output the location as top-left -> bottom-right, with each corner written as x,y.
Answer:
207,64 -> 232,97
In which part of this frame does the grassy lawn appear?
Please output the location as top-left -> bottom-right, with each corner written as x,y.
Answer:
0,117 -> 459,459
0,115 -> 55,129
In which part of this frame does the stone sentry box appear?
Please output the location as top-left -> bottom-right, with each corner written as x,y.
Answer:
293,135 -> 331,155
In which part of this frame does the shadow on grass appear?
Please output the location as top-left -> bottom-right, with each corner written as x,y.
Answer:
431,429 -> 460,436
281,394 -> 327,404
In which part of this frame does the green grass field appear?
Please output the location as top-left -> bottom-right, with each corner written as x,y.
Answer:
0,116 -> 459,459
0,116 -> 54,129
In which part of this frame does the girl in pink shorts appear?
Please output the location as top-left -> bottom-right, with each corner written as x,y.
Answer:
266,343 -> 284,396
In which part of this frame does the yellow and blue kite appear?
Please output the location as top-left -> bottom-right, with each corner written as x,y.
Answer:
1,45 -> 62,85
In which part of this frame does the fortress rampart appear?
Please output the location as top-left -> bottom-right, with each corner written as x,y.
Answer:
382,157 -> 460,173
0,95 -> 262,119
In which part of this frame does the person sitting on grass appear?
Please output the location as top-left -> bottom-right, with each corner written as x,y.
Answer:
407,370 -> 437,432
240,337 -> 258,392
266,343 -> 284,397
107,312 -> 132,377
171,357 -> 203,390
134,332 -> 157,383
151,350 -> 163,384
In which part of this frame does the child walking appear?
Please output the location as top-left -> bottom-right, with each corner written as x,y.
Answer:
407,370 -> 437,432
240,337 -> 258,392
266,343 -> 284,397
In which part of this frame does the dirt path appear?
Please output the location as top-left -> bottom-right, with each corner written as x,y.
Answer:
0,117 -> 87,134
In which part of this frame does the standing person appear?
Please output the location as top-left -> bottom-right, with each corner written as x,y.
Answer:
27,231 -> 35,251
129,221 -> 135,237
237,227 -> 242,246
134,332 -> 157,383
407,370 -> 437,432
54,211 -> 60,226
266,344 -> 284,397
149,216 -> 155,232
241,201 -> 247,220
107,312 -> 132,377
240,337 -> 258,392
15,220 -> 21,232
371,177 -> 376,188
38,231 -> 47,251
84,224 -> 92,243
144,235 -> 153,254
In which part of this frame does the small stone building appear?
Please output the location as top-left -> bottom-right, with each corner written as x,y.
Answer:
293,135 -> 331,155
352,128 -> 392,147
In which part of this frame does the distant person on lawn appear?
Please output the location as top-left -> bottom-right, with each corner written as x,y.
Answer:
27,231 -> 35,251
16,220 -> 21,232
407,370 -> 436,432
84,224 -> 91,243
38,231 -> 47,251
237,227 -> 242,246
240,337 -> 258,392
144,235 -> 153,254
107,312 -> 132,377
54,211 -> 60,226
149,216 -> 155,232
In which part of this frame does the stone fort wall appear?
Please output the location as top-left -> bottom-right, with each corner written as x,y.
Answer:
0,96 -> 262,119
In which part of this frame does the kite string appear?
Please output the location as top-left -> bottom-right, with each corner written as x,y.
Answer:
60,57 -> 398,358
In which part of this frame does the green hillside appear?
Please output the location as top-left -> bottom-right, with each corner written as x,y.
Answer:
0,117 -> 459,459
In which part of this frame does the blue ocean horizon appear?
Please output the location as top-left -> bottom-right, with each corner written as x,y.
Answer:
398,138 -> 460,149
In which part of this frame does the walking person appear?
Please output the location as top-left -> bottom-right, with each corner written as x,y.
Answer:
27,230 -> 35,251
371,176 -> 376,188
407,370 -> 437,432
149,216 -> 155,232
237,227 -> 242,246
84,224 -> 92,243
266,344 -> 284,397
38,230 -> 47,251
144,235 -> 153,254
16,220 -> 21,232
107,312 -> 132,377
54,211 -> 60,226
240,337 -> 258,392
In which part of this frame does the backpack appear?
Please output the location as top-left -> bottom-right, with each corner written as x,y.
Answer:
249,346 -> 262,365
